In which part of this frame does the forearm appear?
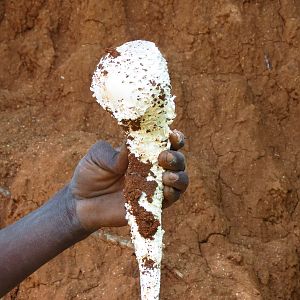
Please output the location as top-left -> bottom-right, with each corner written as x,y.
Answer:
0,186 -> 89,296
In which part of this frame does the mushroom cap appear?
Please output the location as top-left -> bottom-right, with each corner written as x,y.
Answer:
91,40 -> 173,123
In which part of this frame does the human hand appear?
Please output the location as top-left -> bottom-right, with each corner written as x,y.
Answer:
69,130 -> 189,233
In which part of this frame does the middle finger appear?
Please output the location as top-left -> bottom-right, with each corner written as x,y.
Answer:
158,150 -> 186,171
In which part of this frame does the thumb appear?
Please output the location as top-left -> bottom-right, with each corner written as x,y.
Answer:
88,140 -> 129,175
114,142 -> 129,174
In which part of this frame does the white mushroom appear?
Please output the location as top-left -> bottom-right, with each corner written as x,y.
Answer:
91,40 -> 176,300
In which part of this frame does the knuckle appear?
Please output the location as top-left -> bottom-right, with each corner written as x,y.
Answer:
177,132 -> 185,147
178,138 -> 185,148
178,171 -> 189,186
173,152 -> 185,170
93,140 -> 107,149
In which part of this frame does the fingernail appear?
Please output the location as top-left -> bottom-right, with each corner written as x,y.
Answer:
173,129 -> 181,140
166,152 -> 175,164
169,172 -> 178,181
174,129 -> 184,145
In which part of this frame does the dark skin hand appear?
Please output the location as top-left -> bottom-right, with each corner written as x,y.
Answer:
71,129 -> 189,232
0,130 -> 188,296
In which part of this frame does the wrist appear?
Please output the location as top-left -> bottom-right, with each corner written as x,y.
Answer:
68,185 -> 103,233
62,185 -> 92,237
73,191 -> 127,232
0,185 -> 90,295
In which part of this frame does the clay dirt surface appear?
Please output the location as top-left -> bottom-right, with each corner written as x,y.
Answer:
1,0 -> 300,299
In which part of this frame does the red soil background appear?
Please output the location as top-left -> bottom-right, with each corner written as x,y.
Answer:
1,0 -> 300,299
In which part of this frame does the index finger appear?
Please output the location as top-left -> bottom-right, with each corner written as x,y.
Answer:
169,129 -> 185,150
